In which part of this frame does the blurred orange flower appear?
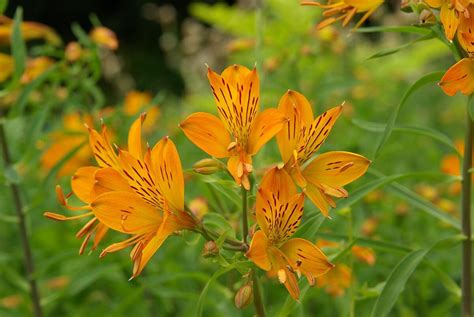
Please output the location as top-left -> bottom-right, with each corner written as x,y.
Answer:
180,65 -> 286,190
0,53 -> 13,83
21,56 -> 55,84
361,217 -> 378,236
246,167 -> 333,300
123,90 -> 160,132
276,90 -> 370,217
90,26 -> 118,50
439,58 -> 474,96
0,15 -> 61,46
316,263 -> 352,297
351,245 -> 376,265
65,41 -> 83,62
302,0 -> 383,30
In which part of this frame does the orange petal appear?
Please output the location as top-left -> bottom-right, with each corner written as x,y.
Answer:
128,113 -> 146,159
246,230 -> 272,271
439,58 -> 474,96
180,112 -> 231,158
424,0 -> 442,8
151,137 -> 184,212
91,191 -> 161,234
280,238 -> 334,286
88,124 -> 119,168
304,183 -> 332,217
92,167 -> 133,198
302,151 -> 370,197
440,3 -> 459,41
247,108 -> 286,155
260,166 -> 297,202
71,166 -> 100,203
276,90 -> 314,164
268,247 -> 300,300
227,154 -> 252,189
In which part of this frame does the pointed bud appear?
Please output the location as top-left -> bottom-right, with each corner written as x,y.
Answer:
193,158 -> 225,175
234,282 -> 253,309
202,240 -> 219,258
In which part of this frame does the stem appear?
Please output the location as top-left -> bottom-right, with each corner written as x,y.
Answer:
0,123 -> 43,317
241,187 -> 249,244
348,211 -> 355,317
461,102 -> 473,317
252,271 -> 266,317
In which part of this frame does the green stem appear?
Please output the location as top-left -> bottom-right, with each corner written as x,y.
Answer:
252,271 -> 266,317
348,211 -> 355,317
0,123 -> 43,317
461,100 -> 473,317
242,187 -> 249,244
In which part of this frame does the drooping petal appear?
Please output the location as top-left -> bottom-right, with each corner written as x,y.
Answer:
180,112 -> 231,158
91,191 -> 161,234
151,137 -> 184,212
276,90 -> 314,164
304,183 -> 333,217
302,151 -> 370,197
440,3 -> 460,41
71,166 -> 100,203
128,113 -> 146,159
246,230 -> 272,271
439,58 -> 474,96
297,105 -> 343,163
268,247 -> 300,300
247,108 -> 286,155
280,238 -> 334,286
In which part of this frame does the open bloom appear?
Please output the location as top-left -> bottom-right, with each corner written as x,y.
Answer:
302,0 -> 384,30
180,65 -> 286,190
439,58 -> 474,96
276,90 -> 370,217
246,167 -> 333,300
424,0 -> 473,41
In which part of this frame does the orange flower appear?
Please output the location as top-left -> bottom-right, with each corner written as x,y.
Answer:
21,56 -> 55,84
424,0 -> 472,41
0,15 -> 61,46
180,65 -> 286,190
90,26 -> 118,50
65,41 -> 83,62
0,53 -> 13,83
351,245 -> 376,265
123,90 -> 160,132
246,167 -> 333,300
276,90 -> 370,217
439,58 -> 474,96
302,0 -> 384,30
316,263 -> 352,297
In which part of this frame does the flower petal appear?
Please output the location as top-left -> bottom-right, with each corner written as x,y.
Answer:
304,182 -> 332,217
424,0 -> 442,8
71,166 -> 100,203
440,3 -> 459,41
92,167 -> 133,198
180,112 -> 231,158
276,90 -> 314,163
246,230 -> 272,271
260,166 -> 297,202
227,154 -> 252,190
439,58 -> 474,96
88,123 -> 119,168
268,247 -> 300,300
128,113 -> 146,159
91,191 -> 161,234
280,238 -> 334,286
247,108 -> 286,155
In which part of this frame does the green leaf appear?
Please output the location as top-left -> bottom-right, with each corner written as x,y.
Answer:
352,118 -> 460,156
0,0 -> 7,14
356,25 -> 432,35
197,174 -> 240,208
11,7 -> 26,84
368,33 -> 434,60
202,213 -> 235,239
468,95 -> 474,122
373,71 -> 444,158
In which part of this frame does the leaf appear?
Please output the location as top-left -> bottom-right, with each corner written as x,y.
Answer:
352,118 -> 460,156
356,25 -> 432,35
0,0 -> 7,14
373,71 -> 444,158
368,33 -> 434,60
11,7 -> 26,84
202,213 -> 235,239
197,174 -> 240,208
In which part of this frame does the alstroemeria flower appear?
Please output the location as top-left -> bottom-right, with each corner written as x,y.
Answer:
316,263 -> 352,297
424,0 -> 472,41
90,26 -> 118,50
276,90 -> 370,217
302,0 -> 384,30
439,58 -> 474,96
0,15 -> 61,46
180,65 -> 286,190
246,167 -> 333,300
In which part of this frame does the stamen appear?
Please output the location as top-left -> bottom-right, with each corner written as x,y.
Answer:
43,211 -> 94,221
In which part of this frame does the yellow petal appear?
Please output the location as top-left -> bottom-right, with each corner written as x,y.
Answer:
303,151 -> 370,195
180,112 -> 231,158
92,167 -> 132,198
128,113 -> 146,159
247,108 -> 286,155
268,247 -> 300,300
151,137 -> 184,212
276,90 -> 314,163
90,26 -> 118,50
246,230 -> 272,271
439,58 -> 474,96
227,154 -> 252,189
280,238 -> 334,286
91,191 -> 161,234
440,3 -> 459,41
71,166 -> 100,203
424,0 -> 442,8
260,166 -> 297,202
345,0 -> 383,12
304,182 -> 332,217
88,124 -> 119,168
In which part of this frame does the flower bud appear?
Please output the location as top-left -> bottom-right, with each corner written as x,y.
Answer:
234,282 -> 253,309
65,42 -> 82,62
202,240 -> 219,258
90,26 -> 118,50
193,158 -> 225,175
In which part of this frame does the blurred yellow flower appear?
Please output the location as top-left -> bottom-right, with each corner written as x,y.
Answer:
90,26 -> 118,50
123,90 -> 160,132
0,15 -> 61,46
351,245 -> 376,265
316,263 -> 352,297
424,0 -> 472,42
188,197 -> 209,220
439,58 -> 474,96
302,0 -> 383,30
276,90 -> 370,217
21,56 -> 54,84
65,41 -> 83,62
180,65 -> 286,190
246,167 -> 333,300
0,53 -> 13,83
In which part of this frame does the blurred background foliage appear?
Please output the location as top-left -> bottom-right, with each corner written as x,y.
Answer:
0,0 -> 469,316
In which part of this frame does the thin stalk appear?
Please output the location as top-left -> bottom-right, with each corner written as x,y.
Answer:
241,187 -> 249,244
348,210 -> 355,317
0,123 -> 43,317
461,102 -> 473,317
252,271 -> 266,317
